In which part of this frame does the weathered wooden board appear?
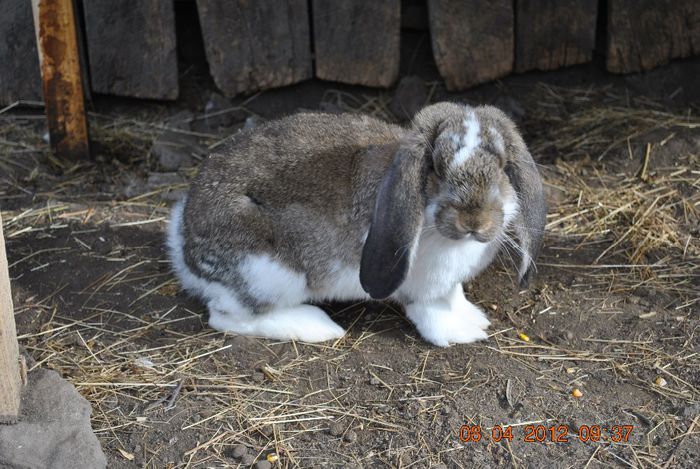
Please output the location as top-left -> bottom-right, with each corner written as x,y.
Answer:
83,0 -> 178,100
0,214 -> 21,423
0,0 -> 42,105
33,0 -> 90,160
515,0 -> 597,72
196,0 -> 312,97
607,0 -> 700,73
312,0 -> 400,87
428,0 -> 514,90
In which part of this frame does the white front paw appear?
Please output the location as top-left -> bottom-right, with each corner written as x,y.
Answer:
406,302 -> 489,347
448,285 -> 491,330
462,302 -> 491,330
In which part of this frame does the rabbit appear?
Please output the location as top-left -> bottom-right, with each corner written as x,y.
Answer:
167,102 -> 546,346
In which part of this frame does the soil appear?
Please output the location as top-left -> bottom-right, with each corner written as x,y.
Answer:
1,40 -> 699,468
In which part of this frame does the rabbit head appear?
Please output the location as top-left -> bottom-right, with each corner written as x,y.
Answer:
360,102 -> 546,299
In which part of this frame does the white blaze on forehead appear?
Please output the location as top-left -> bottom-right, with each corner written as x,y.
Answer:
452,112 -> 481,167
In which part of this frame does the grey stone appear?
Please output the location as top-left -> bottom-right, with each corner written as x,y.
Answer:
328,421 -> 344,436
243,116 -> 263,131
0,368 -> 107,469
202,92 -> 246,130
153,111 -> 205,170
241,453 -> 256,465
152,131 -> 204,171
232,443 -> 247,458
255,461 -> 272,469
343,429 -> 357,443
390,75 -> 427,121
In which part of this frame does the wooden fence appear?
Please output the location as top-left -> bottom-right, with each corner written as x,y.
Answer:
1,0 -> 699,104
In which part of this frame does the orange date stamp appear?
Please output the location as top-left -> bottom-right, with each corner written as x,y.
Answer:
459,424 -> 634,443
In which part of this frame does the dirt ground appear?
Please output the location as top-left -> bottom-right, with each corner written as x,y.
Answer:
1,48 -> 699,468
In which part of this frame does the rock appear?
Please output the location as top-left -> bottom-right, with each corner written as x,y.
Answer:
370,376 -> 381,386
153,111 -> 205,170
194,93 -> 247,132
329,421 -> 344,436
204,92 -> 234,127
255,461 -> 272,469
0,368 -> 107,469
232,444 -> 247,458
243,116 -> 263,131
343,429 -> 357,443
152,132 -> 203,171
493,96 -> 526,123
390,75 -> 427,121
241,453 -> 256,465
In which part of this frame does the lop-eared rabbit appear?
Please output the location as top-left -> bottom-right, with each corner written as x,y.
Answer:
168,103 -> 545,346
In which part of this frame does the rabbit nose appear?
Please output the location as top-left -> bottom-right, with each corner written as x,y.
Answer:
473,230 -> 492,243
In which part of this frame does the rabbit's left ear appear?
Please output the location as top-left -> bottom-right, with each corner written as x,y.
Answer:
504,146 -> 547,288
360,136 -> 429,299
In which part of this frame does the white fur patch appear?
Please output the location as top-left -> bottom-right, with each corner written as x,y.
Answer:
314,261 -> 368,301
209,303 -> 345,342
398,203 -> 495,302
452,112 -> 481,167
489,127 -> 505,154
239,254 -> 308,306
405,285 -> 489,347
446,284 -> 490,330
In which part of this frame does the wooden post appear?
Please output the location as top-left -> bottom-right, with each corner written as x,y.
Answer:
607,0 -> 700,73
0,214 -> 21,423
31,0 -> 90,159
82,0 -> 178,100
428,0 -> 514,90
312,0 -> 401,87
196,0 -> 312,97
514,0 -> 598,73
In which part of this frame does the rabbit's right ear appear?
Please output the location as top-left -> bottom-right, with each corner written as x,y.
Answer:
360,136 -> 429,299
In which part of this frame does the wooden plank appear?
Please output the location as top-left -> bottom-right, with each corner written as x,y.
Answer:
82,0 -> 178,100
515,0 -> 598,73
607,0 -> 700,73
312,0 -> 400,87
428,0 -> 514,90
0,0 -> 42,105
0,214 -> 21,423
196,0 -> 312,97
32,0 -> 90,160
